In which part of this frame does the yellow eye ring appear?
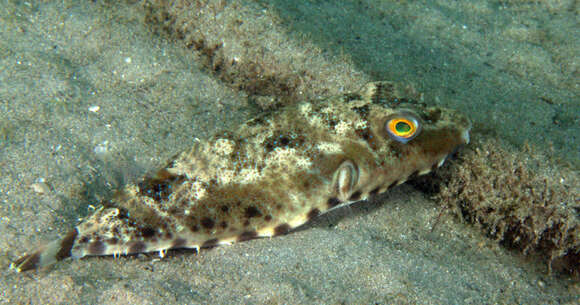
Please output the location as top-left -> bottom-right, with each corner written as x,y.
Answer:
385,111 -> 422,143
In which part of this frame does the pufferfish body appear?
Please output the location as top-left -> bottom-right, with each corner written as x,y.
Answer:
13,81 -> 471,272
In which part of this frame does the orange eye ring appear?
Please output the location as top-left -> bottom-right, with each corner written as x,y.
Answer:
385,111 -> 422,143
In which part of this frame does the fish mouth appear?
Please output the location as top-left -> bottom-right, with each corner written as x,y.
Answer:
461,129 -> 471,145
460,116 -> 472,145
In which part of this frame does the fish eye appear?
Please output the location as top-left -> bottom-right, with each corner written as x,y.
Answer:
385,110 -> 422,143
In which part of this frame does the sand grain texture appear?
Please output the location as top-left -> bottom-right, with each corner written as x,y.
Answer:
0,1 -> 578,304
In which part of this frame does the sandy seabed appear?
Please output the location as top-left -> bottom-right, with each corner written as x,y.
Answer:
0,1 -> 577,304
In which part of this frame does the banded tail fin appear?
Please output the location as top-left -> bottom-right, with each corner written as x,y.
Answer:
12,229 -> 78,272
12,207 -> 181,272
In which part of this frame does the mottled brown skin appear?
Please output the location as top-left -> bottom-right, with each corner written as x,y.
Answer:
12,81 -> 471,272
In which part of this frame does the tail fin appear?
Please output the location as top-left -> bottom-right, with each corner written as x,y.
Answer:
11,229 -> 78,272
12,206 -> 179,272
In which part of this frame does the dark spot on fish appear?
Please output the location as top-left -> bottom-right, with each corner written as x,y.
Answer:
202,238 -> 219,248
274,223 -> 292,236
371,82 -> 395,105
79,236 -> 89,244
117,208 -> 130,219
263,140 -> 274,152
220,221 -> 228,229
307,208 -> 321,220
264,215 -> 272,222
162,156 -> 179,170
201,217 -> 215,229
164,232 -> 173,239
425,108 -> 442,122
327,197 -> 341,208
279,136 -> 290,146
263,133 -> 306,153
243,220 -> 250,227
355,127 -> 378,150
343,92 -> 362,103
106,237 -> 119,245
88,240 -> 106,255
140,227 -> 156,238
14,252 -> 41,272
128,241 -> 146,254
352,105 -> 369,119
237,231 -> 258,242
190,224 -> 200,232
138,172 -> 186,202
56,229 -> 78,261
246,116 -> 265,127
168,206 -> 184,216
171,238 -> 186,249
245,206 -> 262,218
220,205 -> 229,213
349,191 -> 362,201
326,118 -> 338,128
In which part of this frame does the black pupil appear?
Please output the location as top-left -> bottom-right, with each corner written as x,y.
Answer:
395,121 -> 411,133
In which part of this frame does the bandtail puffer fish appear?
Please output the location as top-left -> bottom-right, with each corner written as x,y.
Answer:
12,81 -> 471,272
